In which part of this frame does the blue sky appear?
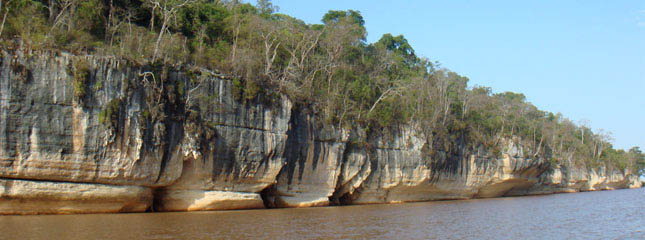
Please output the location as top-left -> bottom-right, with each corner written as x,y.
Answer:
269,0 -> 645,150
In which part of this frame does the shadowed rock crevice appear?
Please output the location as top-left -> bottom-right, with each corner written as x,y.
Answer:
259,184 -> 279,208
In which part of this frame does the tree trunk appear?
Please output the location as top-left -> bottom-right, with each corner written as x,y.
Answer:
368,88 -> 395,116
48,0 -> 56,23
533,135 -> 544,158
0,1 -> 9,38
105,0 -> 114,44
150,4 -> 157,32
152,15 -> 167,62
230,13 -> 240,63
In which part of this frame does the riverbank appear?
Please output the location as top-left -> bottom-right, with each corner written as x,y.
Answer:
1,188 -> 643,239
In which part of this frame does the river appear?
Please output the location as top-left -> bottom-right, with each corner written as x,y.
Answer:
1,188 -> 643,239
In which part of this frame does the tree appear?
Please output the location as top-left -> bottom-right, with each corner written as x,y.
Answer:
322,10 -> 364,26
322,10 -> 365,40
0,0 -> 14,38
47,0 -> 77,33
147,0 -> 197,62
104,0 -> 140,46
249,15 -> 281,81
318,11 -> 366,119
226,2 -> 257,65
375,33 -> 416,66
256,0 -> 277,16
279,21 -> 322,98
578,119 -> 590,145
627,147 -> 645,176
592,129 -> 612,160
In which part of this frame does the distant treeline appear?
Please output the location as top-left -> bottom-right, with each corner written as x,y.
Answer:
1,0 -> 643,174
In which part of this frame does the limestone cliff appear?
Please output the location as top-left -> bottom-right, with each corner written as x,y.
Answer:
0,50 -> 640,214
155,72 -> 292,212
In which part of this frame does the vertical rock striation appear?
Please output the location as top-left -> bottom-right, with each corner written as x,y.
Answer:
155,76 -> 292,211
507,166 -> 643,196
335,132 -> 551,204
0,50 -> 183,187
264,110 -> 349,208
0,49 -> 640,214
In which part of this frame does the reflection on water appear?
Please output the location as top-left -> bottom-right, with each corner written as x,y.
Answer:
1,188 -> 643,239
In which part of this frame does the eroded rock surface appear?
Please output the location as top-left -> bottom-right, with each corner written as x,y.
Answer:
343,133 -> 550,204
154,77 -> 292,211
266,110 -> 349,208
508,166 -> 643,196
0,178 -> 152,215
0,49 -> 640,214
0,50 -> 183,187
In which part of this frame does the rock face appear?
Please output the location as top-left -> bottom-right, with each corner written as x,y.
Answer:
0,49 -> 641,214
507,166 -> 643,196
0,178 -> 152,215
154,75 -> 292,212
344,135 -> 550,204
0,50 -> 183,187
265,110 -> 349,208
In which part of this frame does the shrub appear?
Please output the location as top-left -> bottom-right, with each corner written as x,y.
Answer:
232,77 -> 243,101
70,59 -> 91,100
99,98 -> 122,128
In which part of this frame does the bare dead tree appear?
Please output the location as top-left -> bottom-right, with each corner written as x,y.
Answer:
47,0 -> 76,35
280,24 -> 323,96
0,0 -> 14,38
256,19 -> 281,80
184,71 -> 209,111
367,87 -> 397,115
139,71 -> 164,103
147,0 -> 195,62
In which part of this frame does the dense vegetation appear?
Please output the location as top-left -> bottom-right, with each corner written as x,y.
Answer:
1,0 -> 643,175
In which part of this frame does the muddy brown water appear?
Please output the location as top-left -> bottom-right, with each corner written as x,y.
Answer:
0,188 -> 643,239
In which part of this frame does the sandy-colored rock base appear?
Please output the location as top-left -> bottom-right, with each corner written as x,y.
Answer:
269,194 -> 331,208
155,190 -> 265,211
0,178 -> 152,215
